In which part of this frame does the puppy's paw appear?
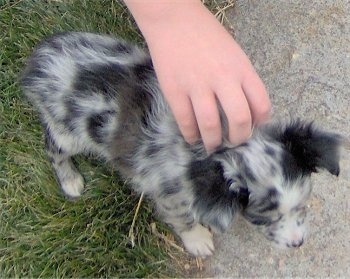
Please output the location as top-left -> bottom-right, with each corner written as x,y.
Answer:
180,224 -> 214,257
61,174 -> 84,198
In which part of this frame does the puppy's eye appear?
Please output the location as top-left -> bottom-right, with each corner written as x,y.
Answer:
247,215 -> 272,226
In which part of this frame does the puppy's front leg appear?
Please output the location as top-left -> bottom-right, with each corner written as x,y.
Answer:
155,190 -> 214,257
178,224 -> 214,257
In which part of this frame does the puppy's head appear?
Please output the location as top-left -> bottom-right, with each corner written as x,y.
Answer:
222,120 -> 341,248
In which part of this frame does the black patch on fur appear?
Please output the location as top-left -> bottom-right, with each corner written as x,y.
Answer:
266,188 -> 278,198
144,143 -> 161,157
133,58 -> 154,81
236,187 -> 250,208
161,204 -> 172,211
160,180 -> 183,197
234,152 -> 257,182
267,120 -> 341,179
264,145 -> 276,157
24,66 -> 49,81
261,189 -> 279,210
243,164 -> 257,182
270,165 -> 277,176
249,188 -> 279,214
115,42 -> 133,54
44,125 -> 63,154
73,63 -> 131,99
181,200 -> 190,207
258,201 -> 279,213
267,231 -> 275,239
20,57 -> 50,89
88,110 -> 115,144
63,98 -> 85,131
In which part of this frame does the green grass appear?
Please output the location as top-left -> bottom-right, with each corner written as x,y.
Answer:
0,0 -> 192,277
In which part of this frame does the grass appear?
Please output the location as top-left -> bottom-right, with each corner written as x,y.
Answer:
0,0 -> 234,277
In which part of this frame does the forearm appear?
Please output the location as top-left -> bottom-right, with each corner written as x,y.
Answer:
123,0 -> 212,39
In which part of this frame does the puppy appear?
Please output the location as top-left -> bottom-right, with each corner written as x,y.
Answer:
20,32 -> 341,257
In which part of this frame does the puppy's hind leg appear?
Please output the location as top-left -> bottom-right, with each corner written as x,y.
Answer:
45,127 -> 84,198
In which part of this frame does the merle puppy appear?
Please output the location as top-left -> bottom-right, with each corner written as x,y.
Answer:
20,32 -> 341,257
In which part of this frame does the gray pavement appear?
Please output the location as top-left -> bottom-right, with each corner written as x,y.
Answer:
206,0 -> 350,277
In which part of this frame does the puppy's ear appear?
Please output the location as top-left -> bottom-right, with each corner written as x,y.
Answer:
188,156 -> 243,233
188,157 -> 230,200
270,120 -> 342,176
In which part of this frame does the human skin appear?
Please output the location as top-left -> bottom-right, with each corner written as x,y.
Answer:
124,0 -> 271,152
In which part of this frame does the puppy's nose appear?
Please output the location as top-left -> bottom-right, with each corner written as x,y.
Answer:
291,238 -> 304,248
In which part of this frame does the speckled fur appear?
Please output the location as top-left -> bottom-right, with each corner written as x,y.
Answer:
21,32 -> 341,257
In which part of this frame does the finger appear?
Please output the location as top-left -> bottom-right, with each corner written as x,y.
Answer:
217,84 -> 253,146
191,91 -> 222,152
166,92 -> 200,144
241,69 -> 271,125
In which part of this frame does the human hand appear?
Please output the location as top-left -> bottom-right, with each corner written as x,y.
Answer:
125,0 -> 271,152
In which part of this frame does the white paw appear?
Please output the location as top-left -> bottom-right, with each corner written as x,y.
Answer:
61,175 -> 84,198
180,224 -> 214,257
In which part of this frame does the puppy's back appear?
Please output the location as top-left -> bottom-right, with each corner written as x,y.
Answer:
20,32 -> 164,166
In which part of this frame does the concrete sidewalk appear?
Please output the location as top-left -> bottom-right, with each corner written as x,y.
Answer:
206,0 -> 350,277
